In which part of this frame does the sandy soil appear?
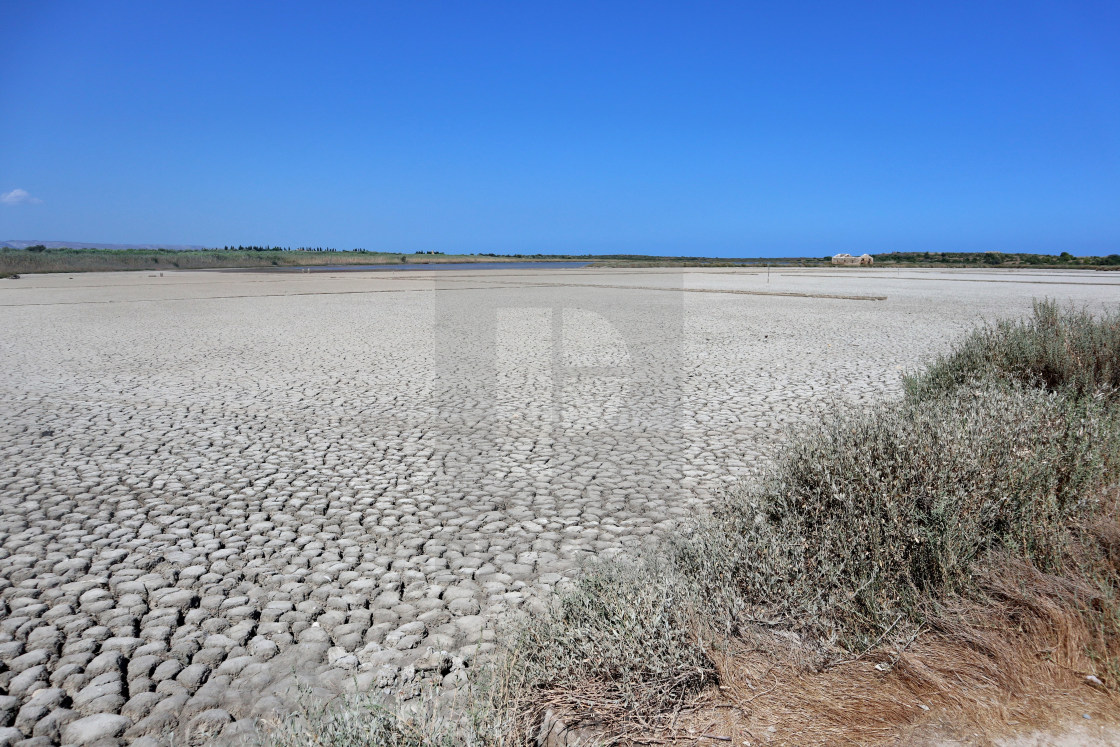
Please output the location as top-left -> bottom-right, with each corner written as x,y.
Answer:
1,266 -> 1117,745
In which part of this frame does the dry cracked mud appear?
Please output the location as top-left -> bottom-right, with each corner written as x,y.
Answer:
1,266 -> 1117,745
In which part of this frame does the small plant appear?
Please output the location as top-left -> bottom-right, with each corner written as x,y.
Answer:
265,689 -> 458,747
509,557 -> 714,713
261,678 -> 524,747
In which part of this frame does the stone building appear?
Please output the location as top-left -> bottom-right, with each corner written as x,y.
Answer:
831,253 -> 874,266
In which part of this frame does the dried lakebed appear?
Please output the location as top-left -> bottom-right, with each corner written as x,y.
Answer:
1,267 -> 1117,745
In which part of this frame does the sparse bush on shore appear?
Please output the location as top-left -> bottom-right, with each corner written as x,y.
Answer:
676,385 -> 1119,651
905,299 -> 1120,401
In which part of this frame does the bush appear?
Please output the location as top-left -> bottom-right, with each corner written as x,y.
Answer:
674,385 -> 1119,651
904,299 -> 1120,401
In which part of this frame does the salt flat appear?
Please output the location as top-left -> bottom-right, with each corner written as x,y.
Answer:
0,267 -> 1117,744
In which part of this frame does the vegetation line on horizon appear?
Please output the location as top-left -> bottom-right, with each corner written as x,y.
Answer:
3,246 -> 1120,276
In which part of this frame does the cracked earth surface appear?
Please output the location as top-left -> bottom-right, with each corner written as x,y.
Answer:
1,267 -> 1117,745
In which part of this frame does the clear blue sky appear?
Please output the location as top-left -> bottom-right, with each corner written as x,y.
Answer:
2,1 -> 1118,256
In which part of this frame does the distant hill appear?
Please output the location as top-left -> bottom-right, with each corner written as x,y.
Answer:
1,240 -> 210,251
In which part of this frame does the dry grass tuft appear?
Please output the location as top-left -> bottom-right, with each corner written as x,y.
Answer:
513,474 -> 1120,745
660,549 -> 1120,746
521,537 -> 1120,745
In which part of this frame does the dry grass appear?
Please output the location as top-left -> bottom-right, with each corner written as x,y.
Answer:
506,495 -> 1120,746
662,547 -> 1120,746
526,521 -> 1120,745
